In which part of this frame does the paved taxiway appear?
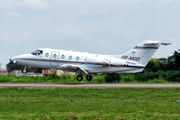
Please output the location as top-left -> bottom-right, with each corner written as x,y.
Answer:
0,83 -> 180,88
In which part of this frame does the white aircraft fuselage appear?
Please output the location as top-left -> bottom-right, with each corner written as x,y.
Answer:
10,40 -> 171,81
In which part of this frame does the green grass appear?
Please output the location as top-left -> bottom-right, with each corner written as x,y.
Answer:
1,88 -> 180,119
145,79 -> 170,83
0,74 -> 107,83
0,73 -> 176,83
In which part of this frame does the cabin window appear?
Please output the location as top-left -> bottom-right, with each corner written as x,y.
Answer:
53,54 -> 57,58
31,50 -> 43,56
69,56 -> 72,60
61,55 -> 65,59
76,56 -> 80,61
45,53 -> 49,57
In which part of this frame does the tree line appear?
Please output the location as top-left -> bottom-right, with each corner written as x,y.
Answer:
105,49 -> 180,82
6,62 -> 42,73
145,49 -> 180,72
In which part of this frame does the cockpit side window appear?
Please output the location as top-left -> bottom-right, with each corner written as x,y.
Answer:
31,50 -> 43,56
31,50 -> 37,55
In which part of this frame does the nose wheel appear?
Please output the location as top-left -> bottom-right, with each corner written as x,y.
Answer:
22,69 -> 27,73
22,66 -> 27,73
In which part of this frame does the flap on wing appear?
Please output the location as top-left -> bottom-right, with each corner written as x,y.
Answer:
62,64 -> 78,69
62,64 -> 89,75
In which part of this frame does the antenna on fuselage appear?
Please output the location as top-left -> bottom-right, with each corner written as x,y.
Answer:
70,48 -> 73,51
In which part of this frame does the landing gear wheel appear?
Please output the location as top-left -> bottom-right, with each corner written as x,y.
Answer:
86,75 -> 92,81
77,75 -> 83,82
22,69 -> 27,73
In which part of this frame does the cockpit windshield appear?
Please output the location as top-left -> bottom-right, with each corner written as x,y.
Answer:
31,50 -> 43,56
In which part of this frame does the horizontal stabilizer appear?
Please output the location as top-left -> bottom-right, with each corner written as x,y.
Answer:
144,41 -> 160,45
161,42 -> 171,45
122,40 -> 171,66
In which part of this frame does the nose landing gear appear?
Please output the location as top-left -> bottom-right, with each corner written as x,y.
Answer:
22,66 -> 27,73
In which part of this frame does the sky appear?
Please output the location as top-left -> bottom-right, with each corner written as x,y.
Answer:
0,0 -> 180,68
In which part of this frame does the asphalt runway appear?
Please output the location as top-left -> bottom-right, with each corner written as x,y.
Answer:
0,83 -> 180,88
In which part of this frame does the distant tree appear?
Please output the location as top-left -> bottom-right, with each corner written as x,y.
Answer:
157,58 -> 168,63
6,61 -> 42,73
173,49 -> 180,70
145,49 -> 180,72
34,68 -> 43,73
6,61 -> 24,72
105,73 -> 120,83
156,58 -> 168,71
144,60 -> 160,72
168,55 -> 175,62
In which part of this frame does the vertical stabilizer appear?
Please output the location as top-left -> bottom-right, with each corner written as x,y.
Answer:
120,40 -> 162,66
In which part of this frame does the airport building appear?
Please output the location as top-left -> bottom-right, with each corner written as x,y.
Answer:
0,69 -> 8,75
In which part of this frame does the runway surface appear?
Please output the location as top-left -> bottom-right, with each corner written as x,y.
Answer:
0,83 -> 180,88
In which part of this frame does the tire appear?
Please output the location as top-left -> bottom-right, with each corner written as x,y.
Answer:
86,75 -> 92,81
77,75 -> 83,82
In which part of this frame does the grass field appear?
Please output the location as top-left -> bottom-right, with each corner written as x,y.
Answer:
0,88 -> 180,120
0,74 -> 171,83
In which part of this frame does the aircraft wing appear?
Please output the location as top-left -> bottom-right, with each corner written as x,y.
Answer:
62,64 -> 89,75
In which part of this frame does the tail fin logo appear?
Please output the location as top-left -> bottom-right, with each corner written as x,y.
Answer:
121,55 -> 140,62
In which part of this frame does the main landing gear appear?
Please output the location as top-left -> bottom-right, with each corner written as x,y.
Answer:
76,74 -> 93,82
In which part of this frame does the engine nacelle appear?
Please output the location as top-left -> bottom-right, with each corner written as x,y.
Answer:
86,55 -> 112,67
102,59 -> 111,67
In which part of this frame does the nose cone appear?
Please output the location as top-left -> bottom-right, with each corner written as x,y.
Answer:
10,57 -> 17,63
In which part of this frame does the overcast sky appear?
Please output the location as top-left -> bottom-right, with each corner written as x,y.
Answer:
0,0 -> 180,68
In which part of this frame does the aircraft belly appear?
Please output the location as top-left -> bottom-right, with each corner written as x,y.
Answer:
88,66 -> 143,74
82,64 -> 102,73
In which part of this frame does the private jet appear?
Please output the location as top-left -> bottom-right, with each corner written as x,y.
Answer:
10,40 -> 171,81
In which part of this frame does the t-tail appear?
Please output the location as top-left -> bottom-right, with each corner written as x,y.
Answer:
120,40 -> 171,66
